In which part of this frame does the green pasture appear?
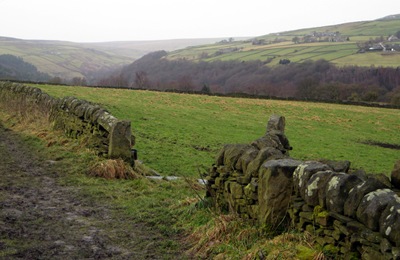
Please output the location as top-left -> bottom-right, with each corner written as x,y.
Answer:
37,84 -> 400,177
334,52 -> 400,67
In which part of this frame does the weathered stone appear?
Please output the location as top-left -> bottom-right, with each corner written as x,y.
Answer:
361,246 -> 384,259
266,114 -> 286,133
108,120 -> 132,162
393,247 -> 400,259
329,211 -> 354,224
315,214 -> 330,227
230,182 -> 243,199
392,160 -> 400,189
258,159 -> 302,228
299,211 -> 314,222
318,159 -> 351,173
360,228 -> 383,244
245,147 -> 285,177
251,135 -> 280,151
265,114 -> 292,154
350,169 -> 368,181
367,173 -> 392,188
325,173 -> 363,214
380,238 -> 392,253
356,189 -> 396,231
214,177 -> 224,187
334,222 -> 350,236
379,197 -> 400,247
97,111 -> 119,133
237,175 -> 251,185
216,144 -> 251,169
344,178 -> 389,218
235,146 -> 259,172
293,161 -> 331,199
304,170 -> 335,207
305,224 -> 315,234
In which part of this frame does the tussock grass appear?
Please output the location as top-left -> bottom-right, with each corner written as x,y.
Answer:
88,159 -> 140,179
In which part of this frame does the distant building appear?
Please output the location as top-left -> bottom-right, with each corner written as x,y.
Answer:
388,35 -> 399,42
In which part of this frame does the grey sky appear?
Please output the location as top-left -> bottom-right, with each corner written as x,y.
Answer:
0,0 -> 399,42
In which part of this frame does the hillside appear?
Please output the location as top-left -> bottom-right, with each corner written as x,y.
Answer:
0,54 -> 50,82
167,15 -> 400,68
0,36 -> 232,80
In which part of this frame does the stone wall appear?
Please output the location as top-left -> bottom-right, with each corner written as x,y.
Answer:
206,114 -> 400,259
0,82 -> 134,163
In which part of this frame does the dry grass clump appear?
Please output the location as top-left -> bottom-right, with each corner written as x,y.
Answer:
88,159 -> 140,179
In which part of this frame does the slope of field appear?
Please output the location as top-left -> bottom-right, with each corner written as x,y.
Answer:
0,36 -> 238,79
167,17 -> 400,67
36,84 -> 400,177
0,37 -> 132,79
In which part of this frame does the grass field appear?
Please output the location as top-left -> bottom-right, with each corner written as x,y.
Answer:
36,84 -> 400,177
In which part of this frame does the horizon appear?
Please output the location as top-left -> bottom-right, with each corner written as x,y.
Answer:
0,0 -> 399,43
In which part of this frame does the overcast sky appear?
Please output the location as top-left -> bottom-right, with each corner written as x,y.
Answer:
0,0 -> 399,42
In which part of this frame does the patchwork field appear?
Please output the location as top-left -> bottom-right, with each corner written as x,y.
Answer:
36,84 -> 400,177
167,18 -> 400,67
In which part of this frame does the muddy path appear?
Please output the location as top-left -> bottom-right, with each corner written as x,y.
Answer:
0,122 -> 185,259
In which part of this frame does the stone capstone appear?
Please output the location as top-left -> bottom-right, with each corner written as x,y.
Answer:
344,178 -> 389,218
245,147 -> 285,177
304,170 -> 335,207
379,197 -> 400,247
325,173 -> 363,214
109,120 -> 133,162
356,189 -> 397,231
293,161 -> 332,199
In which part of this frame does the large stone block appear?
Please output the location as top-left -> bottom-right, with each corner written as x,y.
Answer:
97,111 -> 119,133
235,146 -> 259,172
356,189 -> 397,231
325,173 -> 363,214
258,159 -> 302,228
215,144 -> 251,169
304,170 -> 335,207
245,147 -> 285,177
293,161 -> 331,199
379,196 -> 400,247
344,178 -> 388,218
108,120 -> 132,162
266,114 -> 286,133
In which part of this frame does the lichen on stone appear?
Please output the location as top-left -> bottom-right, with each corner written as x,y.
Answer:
307,176 -> 320,197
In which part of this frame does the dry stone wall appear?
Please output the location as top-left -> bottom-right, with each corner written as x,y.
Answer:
205,114 -> 400,259
0,82 -> 134,163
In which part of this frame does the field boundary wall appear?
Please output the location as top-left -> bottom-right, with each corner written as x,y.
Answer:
0,81 -> 133,163
206,114 -> 400,259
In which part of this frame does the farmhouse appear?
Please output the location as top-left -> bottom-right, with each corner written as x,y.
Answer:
388,35 -> 399,41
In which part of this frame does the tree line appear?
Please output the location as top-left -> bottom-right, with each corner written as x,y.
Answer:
0,54 -> 50,82
96,51 -> 400,105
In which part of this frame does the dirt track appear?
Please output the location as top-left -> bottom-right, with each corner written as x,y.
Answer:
0,122 -> 183,259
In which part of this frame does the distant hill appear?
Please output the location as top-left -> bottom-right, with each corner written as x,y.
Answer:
0,37 -> 239,81
166,15 -> 400,68
0,54 -> 50,82
377,14 -> 400,20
